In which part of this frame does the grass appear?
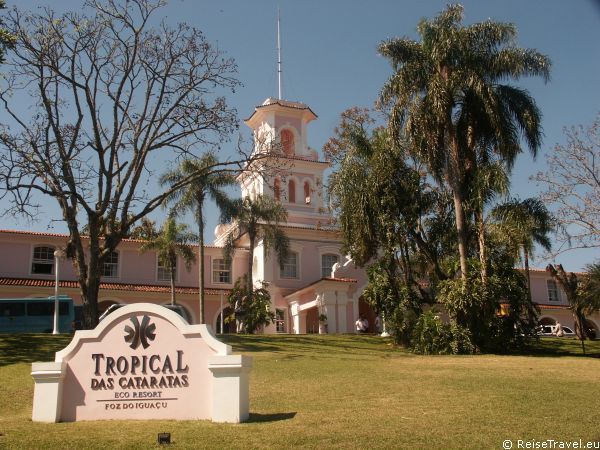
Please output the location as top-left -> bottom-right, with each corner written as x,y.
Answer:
1,334 -> 600,449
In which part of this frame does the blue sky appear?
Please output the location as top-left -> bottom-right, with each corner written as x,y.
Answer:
2,0 -> 599,270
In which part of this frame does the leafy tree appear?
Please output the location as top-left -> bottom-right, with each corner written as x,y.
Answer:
222,194 -> 289,294
439,252 -> 535,353
467,161 -> 509,282
378,4 -> 550,281
226,275 -> 275,334
0,0 -> 14,63
326,107 -> 450,289
533,114 -> 600,252
0,0 -> 245,328
491,197 -> 556,305
128,218 -> 159,241
546,263 -> 600,354
139,218 -> 196,306
161,154 -> 235,324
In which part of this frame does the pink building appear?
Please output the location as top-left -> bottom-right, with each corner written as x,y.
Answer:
0,97 -> 598,337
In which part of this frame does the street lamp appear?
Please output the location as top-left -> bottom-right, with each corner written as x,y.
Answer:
52,248 -> 65,335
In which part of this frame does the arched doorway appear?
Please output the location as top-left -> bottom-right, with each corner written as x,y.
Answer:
216,307 -> 236,334
538,316 -> 556,326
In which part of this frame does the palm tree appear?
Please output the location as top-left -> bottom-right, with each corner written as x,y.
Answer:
546,263 -> 600,354
161,154 -> 235,323
491,197 -> 555,302
378,4 -> 550,280
467,162 -> 509,282
221,194 -> 289,294
140,218 -> 197,306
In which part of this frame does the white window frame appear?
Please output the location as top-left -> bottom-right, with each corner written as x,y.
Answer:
280,251 -> 299,279
31,245 -> 55,275
547,279 -> 560,302
102,251 -> 119,278
212,258 -> 232,284
157,255 -> 178,282
321,253 -> 339,278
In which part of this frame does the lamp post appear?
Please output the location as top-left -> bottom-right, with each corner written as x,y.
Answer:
52,248 -> 65,335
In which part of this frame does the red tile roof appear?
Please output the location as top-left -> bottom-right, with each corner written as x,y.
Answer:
0,230 -> 224,248
284,276 -> 357,300
537,303 -> 570,310
0,277 -> 230,295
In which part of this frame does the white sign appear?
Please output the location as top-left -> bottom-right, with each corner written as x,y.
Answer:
31,303 -> 252,423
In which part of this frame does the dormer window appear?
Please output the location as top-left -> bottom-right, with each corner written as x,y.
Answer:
281,129 -> 294,156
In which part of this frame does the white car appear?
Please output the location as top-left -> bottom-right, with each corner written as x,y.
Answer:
537,325 -> 576,337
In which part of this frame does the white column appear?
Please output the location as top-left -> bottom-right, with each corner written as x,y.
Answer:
31,361 -> 66,422
322,291 -> 337,334
336,291 -> 349,333
208,355 -> 253,423
290,301 -> 300,334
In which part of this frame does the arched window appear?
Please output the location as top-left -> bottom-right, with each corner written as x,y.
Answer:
304,181 -> 311,204
281,129 -> 294,156
274,178 -> 281,201
288,179 -> 296,203
31,246 -> 55,274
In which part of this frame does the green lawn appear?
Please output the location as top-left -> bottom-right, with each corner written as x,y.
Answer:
1,334 -> 600,449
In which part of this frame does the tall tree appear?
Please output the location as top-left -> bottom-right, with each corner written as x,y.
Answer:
0,0 -> 245,328
533,114 -> 600,252
140,218 -> 196,306
378,4 -> 550,281
222,194 -> 289,294
492,197 -> 556,303
161,153 -> 235,324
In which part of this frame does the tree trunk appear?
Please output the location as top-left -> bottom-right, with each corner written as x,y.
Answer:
198,194 -> 205,323
452,188 -> 469,282
476,207 -> 487,284
170,263 -> 176,306
80,224 -> 102,329
523,247 -> 532,304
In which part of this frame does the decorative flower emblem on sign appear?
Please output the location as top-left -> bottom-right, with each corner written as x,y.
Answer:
124,315 -> 156,349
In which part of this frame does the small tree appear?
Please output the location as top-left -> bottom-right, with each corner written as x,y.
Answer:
546,263 -> 600,354
226,275 -> 275,334
491,197 -> 556,306
161,154 -> 235,324
140,218 -> 196,306
222,195 -> 289,294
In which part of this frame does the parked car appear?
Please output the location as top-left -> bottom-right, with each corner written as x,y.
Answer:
99,303 -> 190,323
537,324 -> 576,337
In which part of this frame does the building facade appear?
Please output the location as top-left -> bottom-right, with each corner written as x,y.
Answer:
0,97 -> 597,337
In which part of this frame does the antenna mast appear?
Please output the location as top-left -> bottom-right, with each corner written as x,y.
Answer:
277,8 -> 282,99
